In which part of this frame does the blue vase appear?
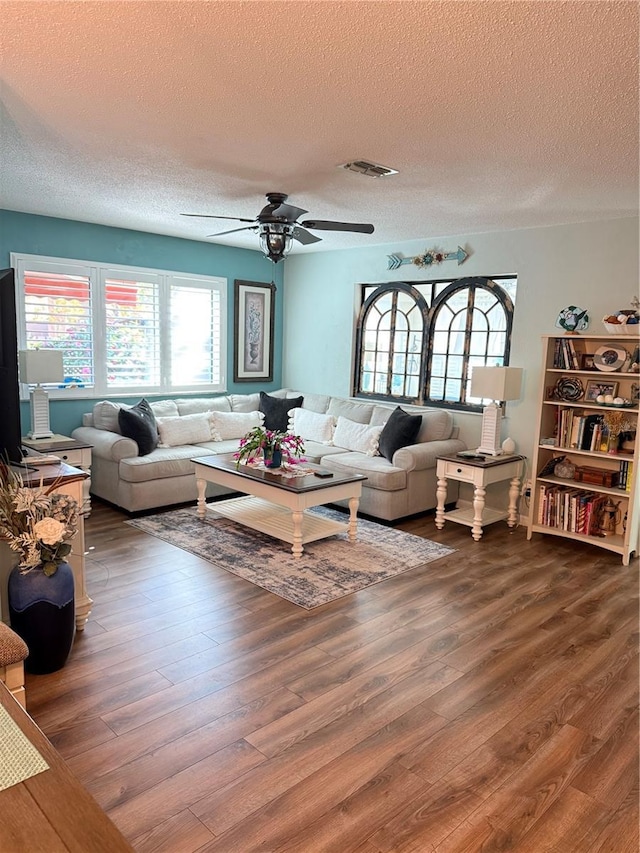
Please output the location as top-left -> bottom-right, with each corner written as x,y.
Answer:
8,561 -> 75,674
264,448 -> 282,468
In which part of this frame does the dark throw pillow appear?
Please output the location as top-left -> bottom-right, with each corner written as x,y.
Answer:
378,406 -> 422,461
259,392 -> 304,432
118,398 -> 159,456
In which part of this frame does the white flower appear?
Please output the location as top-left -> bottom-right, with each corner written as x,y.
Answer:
33,517 -> 66,545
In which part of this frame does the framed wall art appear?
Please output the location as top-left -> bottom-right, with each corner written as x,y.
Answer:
234,280 -> 275,382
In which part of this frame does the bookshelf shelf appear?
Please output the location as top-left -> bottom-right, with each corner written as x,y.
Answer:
527,334 -> 639,566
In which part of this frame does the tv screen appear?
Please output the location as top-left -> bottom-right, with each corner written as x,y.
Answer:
0,267 -> 23,463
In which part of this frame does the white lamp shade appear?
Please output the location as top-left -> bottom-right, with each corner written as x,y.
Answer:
470,366 -> 523,402
19,349 -> 64,385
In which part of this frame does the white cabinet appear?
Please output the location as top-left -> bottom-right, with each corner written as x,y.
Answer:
527,334 -> 639,565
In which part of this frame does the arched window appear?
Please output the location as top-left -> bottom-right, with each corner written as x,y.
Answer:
353,276 -> 516,411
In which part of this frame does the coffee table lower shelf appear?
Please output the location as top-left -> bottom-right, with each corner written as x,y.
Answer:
211,495 -> 350,550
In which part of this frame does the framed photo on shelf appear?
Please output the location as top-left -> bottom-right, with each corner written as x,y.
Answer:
233,280 -> 275,382
584,379 -> 618,401
581,354 -> 595,370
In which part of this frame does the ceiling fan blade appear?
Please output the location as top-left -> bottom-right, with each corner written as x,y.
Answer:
206,225 -> 257,237
301,220 -> 375,234
181,214 -> 256,223
292,226 -> 322,245
260,201 -> 308,222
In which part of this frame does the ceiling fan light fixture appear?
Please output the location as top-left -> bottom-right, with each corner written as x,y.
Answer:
259,223 -> 293,263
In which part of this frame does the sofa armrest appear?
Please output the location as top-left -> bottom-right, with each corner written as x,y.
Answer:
71,426 -> 139,462
392,438 -> 467,472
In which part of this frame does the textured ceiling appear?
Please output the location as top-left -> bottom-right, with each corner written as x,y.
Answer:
1,1 -> 638,255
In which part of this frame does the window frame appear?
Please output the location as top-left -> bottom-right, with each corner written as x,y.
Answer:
11,253 -> 227,400
353,275 -> 516,412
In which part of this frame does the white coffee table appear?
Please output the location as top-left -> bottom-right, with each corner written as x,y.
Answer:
193,454 -> 367,557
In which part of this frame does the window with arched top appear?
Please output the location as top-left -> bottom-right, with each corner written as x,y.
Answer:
353,276 -> 517,411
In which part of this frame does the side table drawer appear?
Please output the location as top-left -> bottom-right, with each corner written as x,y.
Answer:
438,460 -> 477,483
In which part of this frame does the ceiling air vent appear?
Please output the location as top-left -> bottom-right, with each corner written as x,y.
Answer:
339,160 -> 398,178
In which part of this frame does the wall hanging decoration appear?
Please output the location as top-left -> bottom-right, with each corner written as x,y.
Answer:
234,280 -> 275,382
387,246 -> 468,270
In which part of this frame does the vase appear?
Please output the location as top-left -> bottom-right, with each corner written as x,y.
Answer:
263,448 -> 282,469
8,561 -> 76,674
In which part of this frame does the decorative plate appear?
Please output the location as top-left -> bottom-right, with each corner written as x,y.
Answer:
554,377 -> 584,402
593,345 -> 627,372
555,306 -> 589,333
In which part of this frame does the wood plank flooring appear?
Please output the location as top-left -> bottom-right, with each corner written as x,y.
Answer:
23,500 -> 639,853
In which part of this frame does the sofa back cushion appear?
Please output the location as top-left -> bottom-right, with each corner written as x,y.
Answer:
228,393 -> 261,413
93,400 -> 125,433
150,400 -> 179,418
417,410 -> 454,442
157,412 -> 214,447
327,398 -> 374,424
177,397 -> 231,416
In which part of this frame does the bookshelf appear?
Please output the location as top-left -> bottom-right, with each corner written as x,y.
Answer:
527,334 -> 639,565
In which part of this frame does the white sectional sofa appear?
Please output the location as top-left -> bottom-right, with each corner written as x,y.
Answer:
71,389 -> 466,520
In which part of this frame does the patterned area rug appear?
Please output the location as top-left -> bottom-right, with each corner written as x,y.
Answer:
126,505 -> 456,609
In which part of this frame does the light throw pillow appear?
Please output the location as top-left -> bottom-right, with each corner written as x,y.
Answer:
259,391 -> 304,431
288,408 -> 336,444
156,412 -> 214,447
333,416 -> 383,456
378,406 -> 422,461
210,410 -> 264,441
117,399 -> 159,456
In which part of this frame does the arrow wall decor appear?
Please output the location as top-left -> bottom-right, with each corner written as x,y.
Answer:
387,246 -> 469,270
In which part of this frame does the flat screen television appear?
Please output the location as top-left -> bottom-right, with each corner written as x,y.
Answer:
0,267 -> 23,463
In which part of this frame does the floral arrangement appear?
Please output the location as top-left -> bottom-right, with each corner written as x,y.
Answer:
412,248 -> 446,267
0,463 -> 79,576
234,426 -> 305,467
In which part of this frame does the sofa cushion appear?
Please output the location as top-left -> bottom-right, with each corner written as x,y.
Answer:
94,400 -> 125,433
417,410 -> 454,442
327,398 -> 374,424
117,399 -> 159,456
177,396 -> 231,416
118,445 -> 214,483
378,407 -> 422,461
150,400 -> 179,418
210,410 -> 264,440
259,391 -> 304,431
157,412 -> 213,447
321,452 -> 407,491
288,408 -> 335,444
228,393 -> 261,412
333,416 -> 383,456
288,391 -> 330,414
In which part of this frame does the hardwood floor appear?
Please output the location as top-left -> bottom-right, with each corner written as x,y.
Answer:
24,500 -> 639,853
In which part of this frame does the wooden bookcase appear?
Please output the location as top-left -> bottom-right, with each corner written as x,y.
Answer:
527,334 -> 639,565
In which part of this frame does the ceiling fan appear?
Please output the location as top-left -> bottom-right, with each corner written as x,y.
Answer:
181,192 -> 375,262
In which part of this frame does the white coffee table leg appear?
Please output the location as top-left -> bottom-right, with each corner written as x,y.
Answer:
196,478 -> 207,519
471,486 -> 486,541
508,476 -> 521,528
348,496 -> 359,541
292,510 -> 304,557
435,476 -> 448,529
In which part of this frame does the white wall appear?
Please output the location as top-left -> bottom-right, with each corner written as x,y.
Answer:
282,217 -> 639,470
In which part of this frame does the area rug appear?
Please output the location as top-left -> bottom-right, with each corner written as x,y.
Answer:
126,506 -> 455,609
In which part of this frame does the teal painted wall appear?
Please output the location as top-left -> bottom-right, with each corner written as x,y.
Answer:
0,211 -> 285,436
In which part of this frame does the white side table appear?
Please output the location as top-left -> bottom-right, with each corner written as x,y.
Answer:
22,435 -> 93,516
435,454 -> 526,541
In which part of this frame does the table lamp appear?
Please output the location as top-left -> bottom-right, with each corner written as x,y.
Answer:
470,365 -> 523,456
18,349 -> 64,440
